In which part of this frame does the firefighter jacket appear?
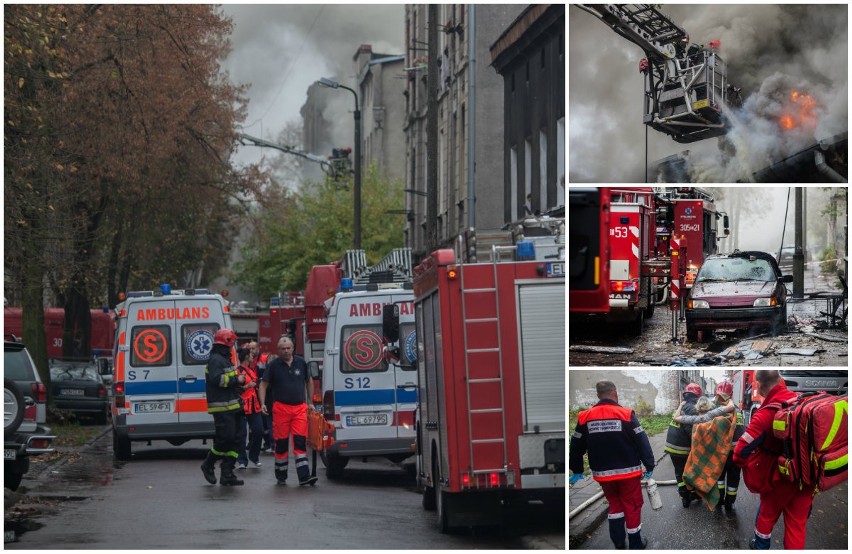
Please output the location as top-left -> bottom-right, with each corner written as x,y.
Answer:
570,399 -> 654,482
664,393 -> 699,456
733,382 -> 797,467
239,364 -> 262,415
205,345 -> 243,414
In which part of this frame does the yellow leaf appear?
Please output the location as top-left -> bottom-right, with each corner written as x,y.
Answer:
55,164 -> 64,171
18,77 -> 24,88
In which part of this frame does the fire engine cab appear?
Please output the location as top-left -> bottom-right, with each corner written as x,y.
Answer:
407,221 -> 565,532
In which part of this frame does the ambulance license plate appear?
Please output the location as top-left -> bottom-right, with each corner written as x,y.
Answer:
5,449 -> 16,460
135,402 -> 171,413
62,389 -> 85,396
346,414 -> 388,426
546,262 -> 565,278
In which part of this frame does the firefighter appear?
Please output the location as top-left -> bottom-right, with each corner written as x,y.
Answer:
734,370 -> 814,549
200,328 -> 246,486
570,381 -> 654,550
259,336 -> 318,487
713,381 -> 744,515
665,383 -> 702,507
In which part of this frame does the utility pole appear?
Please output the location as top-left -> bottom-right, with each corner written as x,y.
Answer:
793,187 -> 804,298
426,4 -> 439,251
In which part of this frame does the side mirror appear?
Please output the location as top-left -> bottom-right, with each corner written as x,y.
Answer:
781,275 -> 794,283
97,358 -> 111,376
382,304 -> 400,343
307,361 -> 320,379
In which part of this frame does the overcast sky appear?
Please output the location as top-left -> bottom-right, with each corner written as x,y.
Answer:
220,4 -> 405,168
569,4 -> 848,182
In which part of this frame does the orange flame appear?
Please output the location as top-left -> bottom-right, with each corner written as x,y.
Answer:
779,90 -> 817,131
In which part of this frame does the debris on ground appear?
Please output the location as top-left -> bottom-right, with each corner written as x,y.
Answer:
717,338 -> 773,362
801,331 -> 846,343
569,345 -> 634,354
777,348 -> 824,356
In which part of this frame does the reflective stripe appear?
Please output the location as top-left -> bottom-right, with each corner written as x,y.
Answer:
591,465 -> 642,479
825,454 -> 847,470
573,431 -> 582,439
741,432 -> 755,444
634,426 -> 645,434
677,481 -> 685,488
626,525 -> 642,534
820,400 -> 847,451
772,419 -> 786,432
608,512 -> 625,519
755,529 -> 772,540
727,488 -> 738,495
664,443 -> 690,456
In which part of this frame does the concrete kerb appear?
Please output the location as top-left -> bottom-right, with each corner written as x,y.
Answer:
568,429 -> 671,548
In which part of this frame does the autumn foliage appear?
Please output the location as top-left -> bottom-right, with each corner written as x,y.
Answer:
5,5 -> 262,377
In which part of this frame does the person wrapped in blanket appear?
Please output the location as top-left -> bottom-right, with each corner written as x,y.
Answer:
673,393 -> 737,511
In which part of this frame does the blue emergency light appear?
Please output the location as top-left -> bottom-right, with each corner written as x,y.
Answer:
340,278 -> 354,292
516,241 -> 536,261
159,283 -> 172,295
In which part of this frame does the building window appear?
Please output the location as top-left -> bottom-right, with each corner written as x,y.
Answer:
510,145 -> 518,220
539,130 -> 548,211
557,117 -> 565,207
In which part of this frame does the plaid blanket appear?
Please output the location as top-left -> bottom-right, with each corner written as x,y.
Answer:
683,412 -> 735,510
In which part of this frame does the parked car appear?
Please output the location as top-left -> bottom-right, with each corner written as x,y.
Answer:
776,245 -> 809,274
685,251 -> 793,342
49,360 -> 109,424
4,336 -> 55,491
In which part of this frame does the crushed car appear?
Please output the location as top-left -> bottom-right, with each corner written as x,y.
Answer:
685,251 -> 793,342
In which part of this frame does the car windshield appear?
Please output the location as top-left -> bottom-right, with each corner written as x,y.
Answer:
50,364 -> 99,382
696,257 -> 776,283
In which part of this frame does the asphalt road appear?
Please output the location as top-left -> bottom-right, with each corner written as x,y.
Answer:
5,429 -> 564,549
573,452 -> 848,550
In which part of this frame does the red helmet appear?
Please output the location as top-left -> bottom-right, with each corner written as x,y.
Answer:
213,328 -> 238,348
715,381 -> 733,400
684,383 -> 703,397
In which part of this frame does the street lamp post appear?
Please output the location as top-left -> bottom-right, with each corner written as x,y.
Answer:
318,77 -> 362,250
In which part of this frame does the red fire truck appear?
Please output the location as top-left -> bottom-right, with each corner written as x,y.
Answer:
730,370 -> 847,424
569,187 -> 610,314
606,187 -> 657,332
408,221 -> 564,532
658,188 -> 729,288
4,307 -> 115,358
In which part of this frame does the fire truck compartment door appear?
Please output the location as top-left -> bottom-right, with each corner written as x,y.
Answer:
517,281 -> 565,433
610,260 -> 629,280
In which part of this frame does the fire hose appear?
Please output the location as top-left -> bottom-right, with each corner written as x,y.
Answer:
568,479 -> 678,520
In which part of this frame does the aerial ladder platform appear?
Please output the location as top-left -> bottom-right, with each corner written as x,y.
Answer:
578,4 -> 740,143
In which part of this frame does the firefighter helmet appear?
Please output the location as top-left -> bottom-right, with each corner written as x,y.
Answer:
213,328 -> 238,348
684,383 -> 703,397
715,381 -> 733,400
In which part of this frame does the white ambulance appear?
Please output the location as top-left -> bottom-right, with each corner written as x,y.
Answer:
314,280 -> 417,479
110,285 -> 232,460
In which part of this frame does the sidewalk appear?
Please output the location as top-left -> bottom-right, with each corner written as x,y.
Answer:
568,429 -> 671,548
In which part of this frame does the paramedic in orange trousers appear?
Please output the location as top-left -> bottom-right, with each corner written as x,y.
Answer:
733,370 -> 815,550
570,381 -> 655,550
259,336 -> 318,486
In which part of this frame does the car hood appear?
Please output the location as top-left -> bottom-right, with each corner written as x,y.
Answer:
692,280 -> 777,304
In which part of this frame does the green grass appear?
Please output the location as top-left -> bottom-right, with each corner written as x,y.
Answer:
49,422 -> 105,447
569,408 -> 672,476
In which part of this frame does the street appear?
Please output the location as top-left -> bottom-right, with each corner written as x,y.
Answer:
570,264 -> 847,366
5,429 -> 564,549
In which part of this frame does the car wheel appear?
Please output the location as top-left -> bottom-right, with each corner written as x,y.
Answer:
113,431 -> 131,461
433,454 -> 451,533
422,450 -> 437,511
325,452 -> 348,480
4,379 -> 25,438
686,325 -> 698,342
4,466 -> 23,491
632,310 -> 644,336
